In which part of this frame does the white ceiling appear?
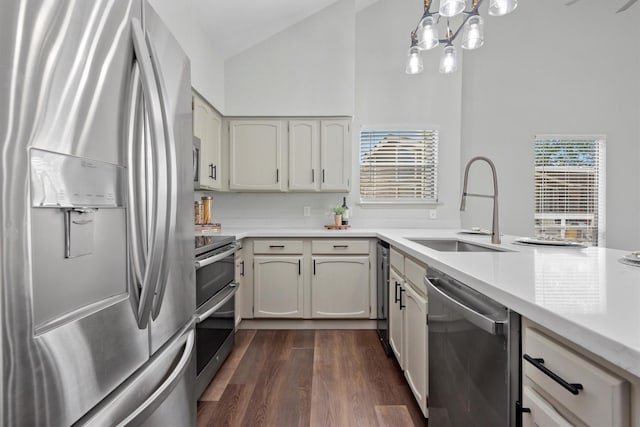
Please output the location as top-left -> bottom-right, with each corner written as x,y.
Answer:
179,0 -> 382,59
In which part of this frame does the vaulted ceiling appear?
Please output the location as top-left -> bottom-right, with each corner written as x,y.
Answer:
154,0 -> 382,59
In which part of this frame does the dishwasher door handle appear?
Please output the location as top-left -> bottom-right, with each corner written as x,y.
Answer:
425,276 -> 507,336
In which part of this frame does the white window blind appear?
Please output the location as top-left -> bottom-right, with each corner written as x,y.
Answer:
359,129 -> 438,202
534,136 -> 606,246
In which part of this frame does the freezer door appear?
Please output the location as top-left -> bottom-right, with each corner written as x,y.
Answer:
141,2 -> 196,354
0,1 -> 162,426
76,326 -> 196,427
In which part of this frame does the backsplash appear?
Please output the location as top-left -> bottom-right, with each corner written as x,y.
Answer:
195,191 -> 460,229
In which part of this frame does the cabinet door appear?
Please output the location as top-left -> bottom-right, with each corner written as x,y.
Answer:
208,111 -> 222,190
229,120 -> 282,191
192,93 -> 221,190
403,282 -> 428,416
320,120 -> 350,191
254,256 -> 302,318
289,120 -> 318,191
311,256 -> 370,318
389,268 -> 404,369
522,386 -> 573,427
234,253 -> 244,328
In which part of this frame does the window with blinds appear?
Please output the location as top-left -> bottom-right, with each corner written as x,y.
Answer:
359,129 -> 438,202
534,136 -> 606,246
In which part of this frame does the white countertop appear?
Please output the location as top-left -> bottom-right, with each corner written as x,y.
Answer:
219,227 -> 640,378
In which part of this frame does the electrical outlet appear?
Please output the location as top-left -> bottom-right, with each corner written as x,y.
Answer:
429,209 -> 437,219
303,206 -> 311,217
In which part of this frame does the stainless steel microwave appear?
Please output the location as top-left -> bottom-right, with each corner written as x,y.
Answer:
193,136 -> 201,189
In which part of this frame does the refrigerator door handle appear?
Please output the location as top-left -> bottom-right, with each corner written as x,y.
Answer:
126,64 -> 147,300
116,329 -> 195,427
144,32 -> 178,320
131,17 -> 169,329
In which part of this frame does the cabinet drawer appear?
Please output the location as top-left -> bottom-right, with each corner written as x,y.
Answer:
523,328 -> 629,427
253,240 -> 303,254
390,247 -> 405,275
311,240 -> 369,255
404,257 -> 426,297
522,386 -> 573,427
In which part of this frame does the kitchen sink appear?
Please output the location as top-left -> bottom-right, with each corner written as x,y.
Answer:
407,238 -> 509,252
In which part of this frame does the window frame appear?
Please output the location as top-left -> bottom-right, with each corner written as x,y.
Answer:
358,125 -> 440,206
534,134 -> 606,246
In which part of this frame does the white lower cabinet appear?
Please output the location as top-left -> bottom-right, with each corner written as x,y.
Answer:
522,325 -> 630,427
249,238 -> 375,320
522,386 -> 573,427
389,268 -> 404,369
311,256 -> 370,318
234,247 -> 244,327
403,282 -> 428,417
388,248 -> 428,418
253,255 -> 303,318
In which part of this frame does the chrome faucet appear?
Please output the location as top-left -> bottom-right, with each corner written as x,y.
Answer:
460,156 -> 501,244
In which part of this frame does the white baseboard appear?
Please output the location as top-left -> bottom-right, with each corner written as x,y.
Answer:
237,319 -> 377,330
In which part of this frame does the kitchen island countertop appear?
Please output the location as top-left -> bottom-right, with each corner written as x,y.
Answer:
219,227 -> 640,378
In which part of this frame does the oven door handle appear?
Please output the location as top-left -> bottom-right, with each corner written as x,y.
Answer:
195,283 -> 239,323
194,246 -> 237,270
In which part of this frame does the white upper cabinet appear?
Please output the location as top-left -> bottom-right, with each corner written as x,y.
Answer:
224,118 -> 350,192
320,119 -> 351,191
288,120 -> 318,191
229,120 -> 283,191
193,92 -> 222,190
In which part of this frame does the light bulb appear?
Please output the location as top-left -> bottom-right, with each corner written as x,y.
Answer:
417,15 -> 439,50
489,0 -> 518,16
439,0 -> 466,17
439,44 -> 458,74
461,15 -> 484,50
405,45 -> 423,75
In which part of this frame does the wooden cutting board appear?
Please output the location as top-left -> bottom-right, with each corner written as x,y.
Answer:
324,224 -> 351,230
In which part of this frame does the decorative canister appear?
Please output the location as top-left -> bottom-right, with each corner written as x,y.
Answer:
201,196 -> 213,225
194,201 -> 202,225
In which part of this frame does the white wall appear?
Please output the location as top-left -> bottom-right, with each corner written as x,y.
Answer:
209,0 -> 462,229
224,0 -> 355,116
148,0 -> 226,111
460,1 -> 640,250
351,0 -> 462,228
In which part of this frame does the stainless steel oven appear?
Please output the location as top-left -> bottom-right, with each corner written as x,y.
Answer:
194,235 -> 238,398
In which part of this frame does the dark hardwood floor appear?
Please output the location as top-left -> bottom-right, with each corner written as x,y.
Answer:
197,329 -> 428,427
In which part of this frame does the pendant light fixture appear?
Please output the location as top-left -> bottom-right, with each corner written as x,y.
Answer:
461,13 -> 484,50
439,29 -> 458,73
439,0 -> 466,17
405,33 -> 424,75
405,0 -> 516,74
417,14 -> 439,50
488,0 -> 518,16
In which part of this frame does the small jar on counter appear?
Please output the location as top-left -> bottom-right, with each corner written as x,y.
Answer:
194,201 -> 202,225
201,196 -> 213,225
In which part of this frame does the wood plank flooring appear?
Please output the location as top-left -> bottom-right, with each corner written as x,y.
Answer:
197,329 -> 427,427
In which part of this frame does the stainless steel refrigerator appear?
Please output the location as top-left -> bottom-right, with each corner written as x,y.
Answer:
0,1 -> 196,425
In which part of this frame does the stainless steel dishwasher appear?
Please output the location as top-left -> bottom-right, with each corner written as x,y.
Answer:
376,240 -> 391,356
425,268 -> 520,427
